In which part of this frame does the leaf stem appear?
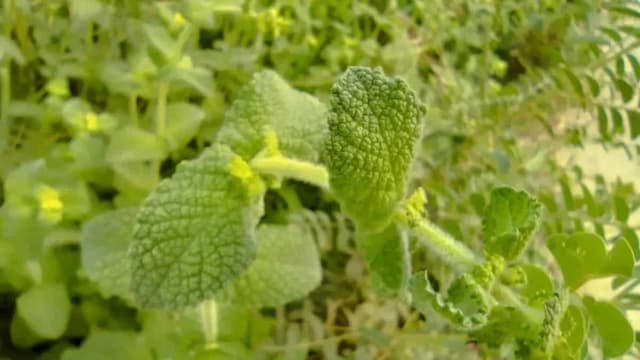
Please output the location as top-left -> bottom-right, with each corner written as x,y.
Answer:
156,81 -> 169,137
199,299 -> 218,348
394,210 -> 478,270
251,156 -> 329,189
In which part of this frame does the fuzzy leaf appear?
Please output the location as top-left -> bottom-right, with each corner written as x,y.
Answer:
547,232 -> 607,289
583,297 -> 634,357
325,67 -> 425,233
216,70 -> 327,162
81,208 -> 137,301
482,187 -> 541,260
356,225 -> 410,297
410,272 -> 488,329
129,144 -> 262,309
216,224 -> 321,307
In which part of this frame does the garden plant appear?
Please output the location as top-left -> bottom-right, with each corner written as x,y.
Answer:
1,0 -> 640,359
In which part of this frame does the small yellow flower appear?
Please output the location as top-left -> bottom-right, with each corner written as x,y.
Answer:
36,185 -> 63,223
174,12 -> 186,27
177,55 -> 193,69
85,112 -> 98,131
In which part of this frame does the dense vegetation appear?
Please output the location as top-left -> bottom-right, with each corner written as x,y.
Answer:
1,0 -> 639,359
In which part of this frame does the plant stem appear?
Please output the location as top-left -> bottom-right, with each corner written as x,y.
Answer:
250,156 -> 329,189
129,93 -> 138,126
394,210 -> 478,270
493,284 -> 543,325
199,300 -> 218,349
156,81 -> 169,137
1,0 -> 13,150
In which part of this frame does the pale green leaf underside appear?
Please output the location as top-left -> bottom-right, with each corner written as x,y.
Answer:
216,224 -> 321,307
483,187 -> 541,260
356,225 -> 410,297
129,144 -> 258,309
81,208 -> 138,301
216,70 -> 327,162
325,67 -> 425,233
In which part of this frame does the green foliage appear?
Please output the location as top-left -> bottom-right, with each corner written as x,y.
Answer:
324,67 -> 425,233
356,225 -> 410,297
482,187 -> 541,260
1,0 -> 639,358
216,224 -> 322,307
81,208 -> 137,301
129,144 -> 261,309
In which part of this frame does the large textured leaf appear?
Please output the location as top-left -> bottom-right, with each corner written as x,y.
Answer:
482,187 -> 541,260
81,208 -> 137,301
325,67 -> 425,233
129,144 -> 261,309
216,70 -> 327,162
216,224 -> 321,307
356,225 -> 410,297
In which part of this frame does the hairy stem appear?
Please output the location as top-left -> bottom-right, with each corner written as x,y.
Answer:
494,284 -> 544,325
251,156 -> 329,189
199,299 -> 218,348
394,210 -> 478,270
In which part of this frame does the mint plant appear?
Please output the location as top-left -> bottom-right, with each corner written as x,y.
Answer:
120,66 -> 636,358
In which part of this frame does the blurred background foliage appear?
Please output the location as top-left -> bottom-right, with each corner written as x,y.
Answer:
0,0 -> 639,358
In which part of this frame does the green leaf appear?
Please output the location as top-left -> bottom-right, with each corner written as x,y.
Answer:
356,225 -> 410,297
583,296 -> 634,357
547,232 -> 607,289
129,144 -> 263,309
12,283 -> 70,341
520,264 -> 554,306
161,66 -> 215,97
614,78 -> 634,103
216,70 -> 327,162
621,226 -> 639,258
61,330 -> 153,360
613,195 -> 630,222
81,208 -> 137,301
482,187 -> 541,260
325,67 -> 425,233
469,305 -> 538,348
143,24 -> 178,61
628,110 -> 640,140
0,35 -> 25,65
106,127 -> 168,163
554,304 -> 586,358
216,224 -> 321,307
410,272 -> 489,329
165,102 -> 206,152
600,238 -> 635,277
